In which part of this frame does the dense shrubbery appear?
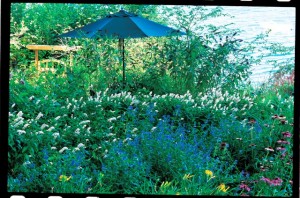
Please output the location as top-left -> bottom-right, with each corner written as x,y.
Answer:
8,3 -> 294,196
8,72 -> 294,195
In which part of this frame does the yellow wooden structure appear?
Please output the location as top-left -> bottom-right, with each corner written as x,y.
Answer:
26,45 -> 81,72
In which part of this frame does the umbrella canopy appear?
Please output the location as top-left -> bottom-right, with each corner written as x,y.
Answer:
60,9 -> 186,87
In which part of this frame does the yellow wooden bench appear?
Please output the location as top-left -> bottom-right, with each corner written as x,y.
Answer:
26,45 -> 81,73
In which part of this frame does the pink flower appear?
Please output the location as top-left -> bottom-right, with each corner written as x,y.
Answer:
280,119 -> 288,125
276,147 -> 286,151
261,177 -> 271,183
271,177 -> 283,186
261,177 -> 283,186
282,131 -> 292,138
277,139 -> 290,144
239,183 -> 251,192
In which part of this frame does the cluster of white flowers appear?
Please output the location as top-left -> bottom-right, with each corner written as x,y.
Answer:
77,143 -> 85,148
67,103 -> 72,109
17,111 -> 23,117
72,105 -> 77,112
123,137 -> 132,143
88,88 -> 256,120
141,101 -> 148,106
14,118 -> 24,128
240,119 -> 248,128
35,112 -> 43,120
71,143 -> 86,153
23,161 -> 31,166
47,126 -> 55,132
107,117 -> 117,122
59,147 -> 69,153
74,128 -> 80,135
72,98 -> 77,103
41,124 -> 49,129
23,123 -> 30,129
52,132 -> 60,139
36,131 -> 44,135
17,130 -> 26,135
79,120 -> 90,125
63,96 -> 87,116
131,99 -> 140,105
87,127 -> 91,133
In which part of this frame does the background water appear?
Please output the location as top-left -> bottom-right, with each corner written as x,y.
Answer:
203,6 -> 296,85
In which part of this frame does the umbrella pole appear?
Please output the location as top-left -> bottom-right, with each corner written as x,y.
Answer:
119,39 -> 125,89
121,38 -> 125,89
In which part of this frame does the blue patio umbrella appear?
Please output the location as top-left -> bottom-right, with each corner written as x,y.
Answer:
60,9 -> 186,86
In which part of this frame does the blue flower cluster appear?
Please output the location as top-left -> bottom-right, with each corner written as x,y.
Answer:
101,111 -> 215,191
146,102 -> 157,123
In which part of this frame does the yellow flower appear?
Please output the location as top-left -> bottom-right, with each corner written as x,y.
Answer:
160,181 -> 172,188
59,175 -> 72,182
205,170 -> 216,180
159,181 -> 172,193
176,192 -> 181,195
217,183 -> 230,192
205,170 -> 213,177
183,173 -> 194,180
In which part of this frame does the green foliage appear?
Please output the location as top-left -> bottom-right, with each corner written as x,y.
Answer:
8,3 -> 294,196
10,3 -> 267,93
